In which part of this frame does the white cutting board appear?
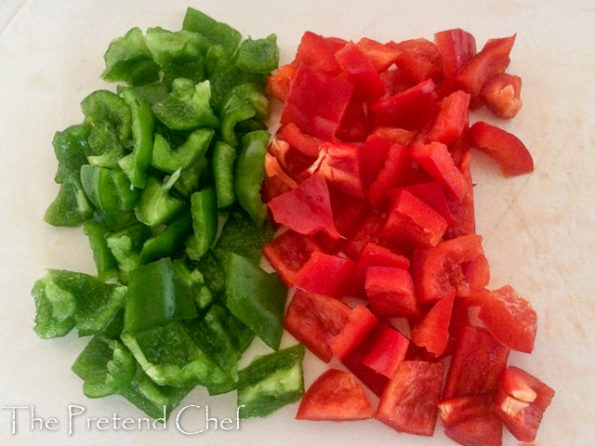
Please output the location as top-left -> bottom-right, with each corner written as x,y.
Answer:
0,1 -> 593,445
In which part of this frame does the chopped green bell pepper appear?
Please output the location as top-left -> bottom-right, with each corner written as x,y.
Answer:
237,344 -> 305,418
212,141 -> 236,208
225,253 -> 287,350
235,34 -> 279,74
105,223 -> 151,280
44,175 -> 93,227
86,122 -> 125,168
102,27 -> 160,86
182,7 -> 241,56
139,212 -> 192,264
135,172 -> 185,227
52,124 -> 91,183
151,128 -> 214,174
185,186 -> 218,260
80,90 -> 131,145
83,221 -> 118,281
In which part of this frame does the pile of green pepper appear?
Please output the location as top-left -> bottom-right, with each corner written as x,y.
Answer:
32,8 -> 304,420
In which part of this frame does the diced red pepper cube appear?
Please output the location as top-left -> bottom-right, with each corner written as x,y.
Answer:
396,182 -> 457,226
279,122 -> 321,158
410,142 -> 469,202
268,174 -> 340,239
266,63 -> 297,102
376,360 -> 445,436
434,28 -> 477,80
294,251 -> 356,297
308,141 -> 364,199
381,189 -> 448,248
426,90 -> 471,144
370,127 -> 416,146
351,242 -> 410,296
468,121 -> 534,177
295,31 -> 342,75
284,289 -> 351,362
444,151 -> 476,239
443,325 -> 510,400
495,366 -> 555,442
411,291 -> 455,357
356,37 -> 401,72
336,42 -> 386,101
361,324 -> 410,378
366,143 -> 410,209
331,305 -> 378,360
365,266 -> 419,318
281,65 -> 354,140
342,211 -> 385,259
336,99 -> 369,142
394,38 -> 443,83
268,137 -> 315,179
263,230 -> 320,286
481,73 -> 523,119
262,152 -> 298,202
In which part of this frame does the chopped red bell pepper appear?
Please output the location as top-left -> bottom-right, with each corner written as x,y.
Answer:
266,63 -> 297,102
351,242 -> 410,296
444,151 -> 476,239
262,152 -> 298,202
296,369 -> 374,421
294,251 -> 356,297
478,285 -> 537,353
279,122 -> 321,158
370,127 -> 416,146
361,323 -> 410,378
411,291 -> 455,357
468,121 -> 534,177
268,137 -> 314,179
381,189 -> 449,248
336,99 -> 369,142
295,31 -> 343,75
284,289 -> 351,362
442,325 -> 509,400
308,141 -> 364,198
438,395 -> 503,446
376,360 -> 445,436
360,134 -> 392,186
425,90 -> 471,144
342,339 -> 389,397
356,37 -> 400,72
268,174 -> 340,239
342,211 -> 385,259
366,143 -> 410,208
365,266 -> 419,318
481,73 -> 523,119
434,28 -> 477,81
281,64 -> 354,140
330,305 -> 378,360
410,142 -> 469,202
336,42 -> 386,101
263,229 -> 320,286
494,366 -> 555,442
394,38 -> 442,83
396,182 -> 456,226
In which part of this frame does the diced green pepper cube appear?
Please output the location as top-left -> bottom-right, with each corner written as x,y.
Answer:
151,128 -> 214,174
44,175 -> 93,227
80,90 -> 131,145
139,212 -> 192,264
182,7 -> 241,56
185,186 -> 218,260
52,124 -> 91,182
86,122 -> 125,168
31,275 -> 76,339
235,34 -> 279,74
237,344 -> 305,418
135,173 -> 185,227
83,221 -> 118,281
105,223 -> 152,280
212,141 -> 236,208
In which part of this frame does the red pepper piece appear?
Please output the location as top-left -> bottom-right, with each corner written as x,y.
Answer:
381,189 -> 449,248
336,99 -> 369,142
360,134 -> 392,186
495,366 -> 555,442
376,360 -> 445,436
351,242 -> 410,296
356,37 -> 401,72
296,369 -> 374,421
380,67 -> 415,96
439,395 -> 503,446
365,266 -> 419,318
268,174 -> 340,239
342,211 -> 385,259
342,340 -> 389,397
395,182 -> 456,226
281,64 -> 354,140
366,143 -> 410,209
263,230 -> 320,286
410,142 -> 469,202
279,122 -> 321,158
361,324 -> 410,378
456,34 -> 516,98
477,285 -> 537,353
369,127 -> 416,146
370,78 -> 437,130
267,137 -> 315,180
412,234 -> 486,303
336,42 -> 386,101
295,31 -> 343,75
394,38 -> 443,83
443,325 -> 510,400
425,90 -> 471,144
266,63 -> 297,102
411,291 -> 455,356
444,151 -> 476,239
284,289 -> 351,362
330,305 -> 378,360
468,121 -> 534,177
481,73 -> 523,119
262,152 -> 298,202
307,141 -> 364,199
294,251 -> 356,297
434,28 -> 477,94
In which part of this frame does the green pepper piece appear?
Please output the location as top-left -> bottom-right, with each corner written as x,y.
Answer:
196,251 -> 226,296
80,90 -> 131,145
135,172 -> 184,227
44,175 -> 93,227
152,78 -> 218,131
237,344 -> 305,418
220,83 -> 269,147
139,212 -> 192,264
212,141 -> 236,208
31,270 -> 127,338
145,27 -> 208,85
172,156 -> 209,197
72,335 -> 136,398
120,363 -> 192,420
130,81 -> 170,107
105,223 -> 152,280
185,186 -> 217,261
121,321 -> 232,388
235,34 -> 279,74
52,124 -> 91,183
234,130 -> 269,225
80,164 -> 139,230
151,128 -> 214,174
225,253 -> 287,350
182,7 -> 241,56
214,208 -> 275,264
83,221 -> 118,281
86,122 -> 125,168
118,88 -> 154,189
171,259 -> 213,314
102,27 -> 160,87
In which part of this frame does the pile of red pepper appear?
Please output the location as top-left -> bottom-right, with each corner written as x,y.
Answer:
261,29 -> 554,445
